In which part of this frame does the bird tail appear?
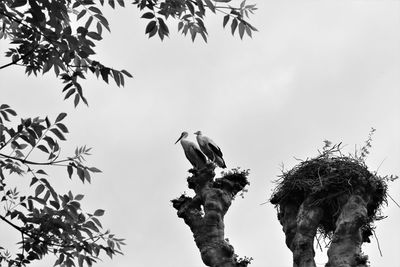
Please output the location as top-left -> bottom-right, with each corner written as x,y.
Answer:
216,156 -> 226,168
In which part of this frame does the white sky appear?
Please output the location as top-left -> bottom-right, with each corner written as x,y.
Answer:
1,1 -> 399,267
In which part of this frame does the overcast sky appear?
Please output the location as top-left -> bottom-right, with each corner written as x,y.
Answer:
1,1 -> 399,266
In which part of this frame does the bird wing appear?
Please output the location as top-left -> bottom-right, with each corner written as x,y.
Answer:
208,142 -> 223,158
188,146 -> 207,167
193,146 -> 207,165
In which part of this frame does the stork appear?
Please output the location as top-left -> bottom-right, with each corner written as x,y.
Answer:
175,131 -> 207,170
194,131 -> 226,168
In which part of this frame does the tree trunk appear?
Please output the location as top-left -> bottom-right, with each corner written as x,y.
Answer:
172,164 -> 250,267
292,198 -> 323,267
326,194 -> 369,267
278,198 -> 323,267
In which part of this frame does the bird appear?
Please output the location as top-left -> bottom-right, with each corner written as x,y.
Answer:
175,131 -> 207,170
194,131 -> 226,168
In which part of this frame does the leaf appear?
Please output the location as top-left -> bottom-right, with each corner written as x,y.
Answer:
54,253 -> 64,266
178,21 -> 184,32
96,22 -> 103,35
78,50 -> 89,59
199,29 -> 208,43
0,104 -> 10,109
158,18 -> 169,36
204,0 -> 215,13
88,167 -> 102,173
45,117 -> 51,128
91,216 -> 103,228
77,9 -> 87,20
75,194 -> 84,200
89,6 -> 102,14
245,24 -> 252,37
30,177 -> 38,187
85,16 -> 94,29
36,169 -> 47,175
64,88 -> 75,100
145,20 -> 157,34
77,167 -> 85,182
84,220 -> 100,232
186,1 -> 195,15
238,21 -> 245,39
35,184 -> 45,197
87,31 -> 102,40
55,113 -> 67,123
56,123 -> 69,133
4,108 -> 17,116
37,145 -> 49,153
95,14 -> 110,32
223,15 -> 230,28
51,128 -> 66,140
112,69 -> 121,87
196,0 -> 205,16
43,136 -> 56,148
231,18 -> 238,35
43,190 -> 51,202
84,168 -> 91,183
0,111 -> 10,121
121,69 -> 133,78
67,165 -> 73,179
74,94 -> 80,107
94,209 -> 105,216
141,12 -> 154,19
109,0 -> 115,9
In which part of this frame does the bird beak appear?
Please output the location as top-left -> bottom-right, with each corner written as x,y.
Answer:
174,134 -> 183,144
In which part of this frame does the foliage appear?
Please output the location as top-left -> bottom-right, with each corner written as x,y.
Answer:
0,104 -> 124,267
0,0 -> 256,106
136,0 -> 258,42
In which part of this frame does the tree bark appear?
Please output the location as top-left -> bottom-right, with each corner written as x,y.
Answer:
292,198 -> 323,267
172,164 -> 250,267
325,194 -> 369,267
278,198 -> 323,267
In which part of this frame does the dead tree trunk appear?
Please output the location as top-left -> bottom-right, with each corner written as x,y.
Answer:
172,164 -> 251,267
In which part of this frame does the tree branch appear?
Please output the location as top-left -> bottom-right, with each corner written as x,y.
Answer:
0,152 -> 71,166
0,46 -> 37,70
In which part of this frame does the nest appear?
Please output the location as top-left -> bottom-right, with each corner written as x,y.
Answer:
270,154 -> 388,238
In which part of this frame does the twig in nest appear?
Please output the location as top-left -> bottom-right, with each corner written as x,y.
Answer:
373,229 -> 383,257
387,193 -> 400,208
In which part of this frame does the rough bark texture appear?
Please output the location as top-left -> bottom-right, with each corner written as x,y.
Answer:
172,164 -> 250,267
278,198 -> 323,267
325,194 -> 369,267
278,194 -> 370,267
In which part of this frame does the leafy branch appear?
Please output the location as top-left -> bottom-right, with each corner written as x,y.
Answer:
0,104 -> 124,266
0,1 -> 132,107
135,0 -> 257,42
